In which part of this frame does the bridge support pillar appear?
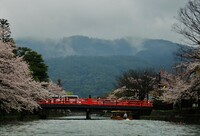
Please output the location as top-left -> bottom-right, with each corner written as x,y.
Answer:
86,109 -> 91,119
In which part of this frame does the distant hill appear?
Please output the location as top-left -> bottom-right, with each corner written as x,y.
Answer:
16,36 -> 170,58
16,36 -> 181,97
45,56 -> 151,97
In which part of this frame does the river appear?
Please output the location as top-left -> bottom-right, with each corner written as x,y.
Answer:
0,116 -> 200,136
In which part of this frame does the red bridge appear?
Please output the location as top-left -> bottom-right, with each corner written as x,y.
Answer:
39,98 -> 153,119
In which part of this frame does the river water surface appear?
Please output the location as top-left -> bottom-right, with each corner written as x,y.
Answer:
0,116 -> 200,136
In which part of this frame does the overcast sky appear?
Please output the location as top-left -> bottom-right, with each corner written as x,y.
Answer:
0,0 -> 188,43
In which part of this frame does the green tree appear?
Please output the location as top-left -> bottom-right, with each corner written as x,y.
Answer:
13,47 -> 49,82
115,69 -> 155,100
0,19 -> 14,43
57,79 -> 62,87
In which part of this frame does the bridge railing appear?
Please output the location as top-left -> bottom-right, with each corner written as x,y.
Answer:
38,98 -> 153,107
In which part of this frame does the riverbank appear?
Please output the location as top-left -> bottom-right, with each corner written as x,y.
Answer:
0,109 -> 70,124
0,112 -> 38,125
1,108 -> 200,125
141,108 -> 200,124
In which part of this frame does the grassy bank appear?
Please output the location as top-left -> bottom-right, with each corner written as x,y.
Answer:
141,108 -> 200,124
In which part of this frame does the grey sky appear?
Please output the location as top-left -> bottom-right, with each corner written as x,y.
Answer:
0,0 -> 188,43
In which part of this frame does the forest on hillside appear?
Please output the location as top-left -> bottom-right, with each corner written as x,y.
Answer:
46,55 -> 176,97
17,36 -> 181,97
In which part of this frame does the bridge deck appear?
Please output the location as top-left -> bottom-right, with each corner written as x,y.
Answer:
39,98 -> 153,110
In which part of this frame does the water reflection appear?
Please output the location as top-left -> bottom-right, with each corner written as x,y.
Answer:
55,115 -> 110,120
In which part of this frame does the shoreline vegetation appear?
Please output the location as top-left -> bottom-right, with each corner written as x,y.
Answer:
141,108 -> 200,124
0,109 -> 70,124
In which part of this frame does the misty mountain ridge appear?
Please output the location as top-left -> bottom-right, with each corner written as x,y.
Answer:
16,36 -> 182,97
16,35 -> 180,59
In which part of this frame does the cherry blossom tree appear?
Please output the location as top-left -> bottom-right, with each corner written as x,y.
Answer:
157,62 -> 200,107
41,81 -> 65,96
0,19 -> 67,113
157,0 -> 200,108
157,71 -> 190,103
163,0 -> 200,107
13,47 -> 49,82
114,69 -> 155,100
0,41 -> 50,112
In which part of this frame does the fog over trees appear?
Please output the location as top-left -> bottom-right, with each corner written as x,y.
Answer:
109,0 -> 200,108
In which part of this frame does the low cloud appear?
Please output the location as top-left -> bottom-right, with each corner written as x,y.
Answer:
0,0 -> 188,43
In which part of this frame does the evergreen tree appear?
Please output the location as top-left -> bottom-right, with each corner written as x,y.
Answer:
14,47 -> 49,82
0,19 -> 13,43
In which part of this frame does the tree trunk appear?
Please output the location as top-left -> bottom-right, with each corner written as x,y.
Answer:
198,90 -> 200,109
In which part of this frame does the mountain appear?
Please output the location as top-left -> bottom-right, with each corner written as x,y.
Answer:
16,36 -> 153,58
16,36 -> 181,97
45,56 -> 151,97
